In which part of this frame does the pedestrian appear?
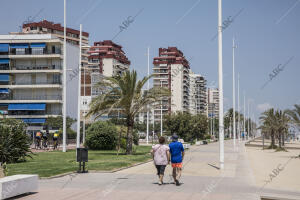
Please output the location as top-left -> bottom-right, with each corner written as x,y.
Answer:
151,136 -> 170,185
169,134 -> 184,186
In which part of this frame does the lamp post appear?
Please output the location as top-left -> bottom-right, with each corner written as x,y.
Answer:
160,80 -> 165,136
218,0 -> 224,169
146,47 -> 150,144
243,91 -> 246,140
237,73 -> 240,141
62,0 -> 67,152
232,37 -> 237,147
248,99 -> 250,140
76,24 -> 82,148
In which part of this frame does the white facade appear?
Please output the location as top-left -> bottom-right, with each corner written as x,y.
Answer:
207,88 -> 219,118
0,34 -> 79,132
189,72 -> 207,115
102,58 -> 129,77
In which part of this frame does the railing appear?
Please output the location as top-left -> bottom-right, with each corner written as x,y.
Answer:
14,65 -> 62,70
0,64 -> 9,70
10,81 -> 61,85
9,48 -> 62,55
13,95 -> 62,100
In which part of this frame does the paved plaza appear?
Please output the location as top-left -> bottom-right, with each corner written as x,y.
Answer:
17,140 -> 300,200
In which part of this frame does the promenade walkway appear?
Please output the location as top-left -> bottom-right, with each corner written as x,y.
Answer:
18,140 -> 300,200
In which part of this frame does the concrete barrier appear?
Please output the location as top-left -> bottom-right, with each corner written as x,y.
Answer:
0,174 -> 38,200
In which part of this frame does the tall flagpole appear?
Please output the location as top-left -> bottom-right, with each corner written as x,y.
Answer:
146,47 -> 150,144
232,37 -> 236,148
237,73 -> 240,141
218,0 -> 224,169
76,24 -> 82,148
62,0 -> 67,152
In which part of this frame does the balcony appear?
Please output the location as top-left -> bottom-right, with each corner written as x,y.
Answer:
14,65 -> 62,70
10,80 -> 61,85
0,48 -> 62,59
153,75 -> 169,79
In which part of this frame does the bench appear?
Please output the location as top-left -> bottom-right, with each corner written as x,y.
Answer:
0,175 -> 38,200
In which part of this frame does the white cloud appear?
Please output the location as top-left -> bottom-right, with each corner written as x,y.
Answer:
257,102 -> 272,112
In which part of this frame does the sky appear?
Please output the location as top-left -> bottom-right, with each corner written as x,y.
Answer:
1,0 -> 300,123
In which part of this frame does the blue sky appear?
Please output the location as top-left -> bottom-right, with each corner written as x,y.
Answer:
1,0 -> 300,122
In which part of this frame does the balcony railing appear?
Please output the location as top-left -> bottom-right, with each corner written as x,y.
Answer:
10,81 -> 61,85
13,65 -> 62,70
9,48 -> 61,55
11,95 -> 62,101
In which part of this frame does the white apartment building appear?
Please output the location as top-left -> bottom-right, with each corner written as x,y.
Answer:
152,47 -> 190,121
207,88 -> 219,118
0,34 -> 79,133
189,72 -> 207,115
81,40 -> 130,121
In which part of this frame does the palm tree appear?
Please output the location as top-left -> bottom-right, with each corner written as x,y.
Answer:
259,108 -> 276,149
87,70 -> 170,154
286,104 -> 300,130
275,110 -> 290,148
286,104 -> 300,150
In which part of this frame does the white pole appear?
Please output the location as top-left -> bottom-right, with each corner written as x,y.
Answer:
248,99 -> 250,140
218,0 -> 224,169
152,107 -> 155,143
62,0 -> 67,152
160,81 -> 163,136
243,91 -> 246,140
232,38 -> 236,147
146,47 -> 150,144
76,24 -> 82,148
237,73 -> 240,141
82,53 -> 86,144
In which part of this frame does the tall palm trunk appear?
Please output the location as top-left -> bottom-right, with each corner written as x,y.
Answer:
278,133 -> 282,148
271,130 -> 276,149
126,118 -> 134,155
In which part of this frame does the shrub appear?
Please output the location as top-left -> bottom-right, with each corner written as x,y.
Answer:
0,119 -> 32,163
204,134 -> 211,140
85,121 -> 117,150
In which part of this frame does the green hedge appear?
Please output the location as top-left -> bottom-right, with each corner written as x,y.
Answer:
85,121 -> 117,150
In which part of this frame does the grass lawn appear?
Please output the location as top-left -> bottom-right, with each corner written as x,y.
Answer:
7,146 -> 151,178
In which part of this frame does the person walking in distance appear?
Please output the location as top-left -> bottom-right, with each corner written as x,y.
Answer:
169,134 -> 184,186
151,136 -> 170,185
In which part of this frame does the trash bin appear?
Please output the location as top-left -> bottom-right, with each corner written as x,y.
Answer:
76,148 -> 88,173
77,148 -> 88,162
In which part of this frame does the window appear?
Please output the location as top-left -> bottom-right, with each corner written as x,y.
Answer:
31,48 -> 44,55
16,48 -> 25,55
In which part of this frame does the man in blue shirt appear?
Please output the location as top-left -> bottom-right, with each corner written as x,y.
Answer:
169,134 -> 184,186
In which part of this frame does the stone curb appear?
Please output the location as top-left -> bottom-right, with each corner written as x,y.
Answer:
40,159 -> 153,180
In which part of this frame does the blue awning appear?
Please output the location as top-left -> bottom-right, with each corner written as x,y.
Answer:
0,59 -> 10,64
30,43 -> 46,48
0,89 -> 9,93
22,118 -> 46,124
10,44 -> 29,48
0,74 -> 9,82
0,44 -> 9,52
8,103 -> 46,111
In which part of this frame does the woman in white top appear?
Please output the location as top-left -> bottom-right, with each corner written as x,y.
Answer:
151,136 -> 170,185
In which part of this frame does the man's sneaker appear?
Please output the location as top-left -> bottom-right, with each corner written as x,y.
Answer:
158,181 -> 162,185
175,180 -> 180,186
